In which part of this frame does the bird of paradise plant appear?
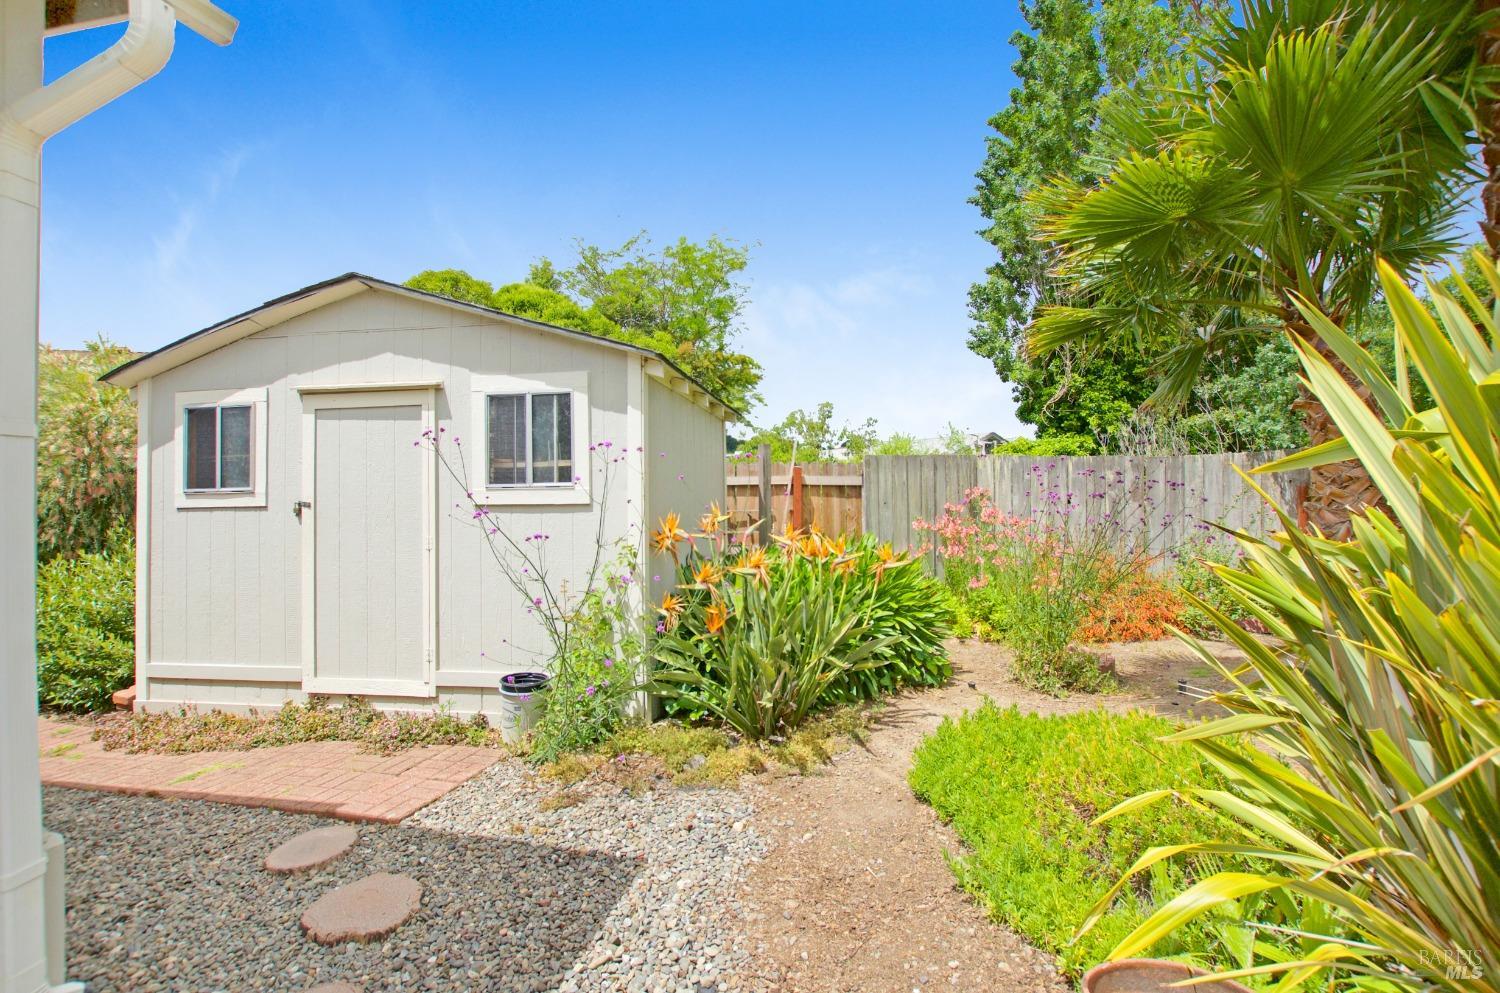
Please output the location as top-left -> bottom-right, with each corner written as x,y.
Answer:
651,528 -> 953,735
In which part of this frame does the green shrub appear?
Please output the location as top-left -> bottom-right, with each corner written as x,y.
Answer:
909,703 -> 1232,975
990,433 -> 1098,456
653,551 -> 889,739
651,525 -> 951,737
36,530 -> 134,711
1170,534 -> 1255,638
37,340 -> 137,561
919,488 -> 1117,693
529,563 -> 644,764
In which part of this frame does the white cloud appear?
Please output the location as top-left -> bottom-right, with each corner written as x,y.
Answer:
151,146 -> 249,278
741,261 -> 1024,439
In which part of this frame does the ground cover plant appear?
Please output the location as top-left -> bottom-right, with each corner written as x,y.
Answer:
36,529 -> 134,712
92,695 -> 506,755
1084,258 -> 1500,992
544,704 -> 878,789
910,703 -> 1235,975
650,513 -> 951,739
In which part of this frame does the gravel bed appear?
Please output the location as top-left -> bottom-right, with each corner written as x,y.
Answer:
44,760 -> 768,993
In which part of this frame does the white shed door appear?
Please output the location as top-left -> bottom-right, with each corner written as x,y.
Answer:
302,394 -> 434,697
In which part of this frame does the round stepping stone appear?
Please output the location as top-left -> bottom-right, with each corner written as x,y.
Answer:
301,873 -> 421,945
265,825 -> 359,874
307,985 -> 362,993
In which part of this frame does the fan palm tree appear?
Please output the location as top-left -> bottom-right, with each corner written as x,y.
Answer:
1028,0 -> 1482,535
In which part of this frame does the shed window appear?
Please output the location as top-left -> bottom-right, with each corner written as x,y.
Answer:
487,392 -> 573,487
184,404 -> 254,492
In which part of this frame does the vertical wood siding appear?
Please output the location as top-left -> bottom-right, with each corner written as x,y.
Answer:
644,378 -> 727,603
142,287 -> 670,713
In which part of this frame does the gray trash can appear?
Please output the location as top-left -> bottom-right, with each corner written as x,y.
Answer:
497,671 -> 550,744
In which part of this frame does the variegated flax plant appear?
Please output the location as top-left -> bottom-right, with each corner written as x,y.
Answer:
1077,253 -> 1500,993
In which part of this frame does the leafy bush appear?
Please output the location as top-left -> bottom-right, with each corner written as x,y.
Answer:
651,519 -> 950,738
919,487 -> 1125,692
653,553 -> 890,739
1089,256 -> 1500,991
529,552 -> 644,764
95,696 -> 504,754
37,340 -> 137,561
1077,569 -> 1183,643
910,704 -> 1233,975
990,433 -> 1097,456
1169,534 -> 1255,638
36,530 -> 134,711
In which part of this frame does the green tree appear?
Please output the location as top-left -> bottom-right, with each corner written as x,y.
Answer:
741,402 -> 879,462
405,268 -> 496,306
537,234 -> 763,412
1011,345 -> 1156,439
37,339 -> 137,561
968,0 -> 1220,438
407,233 -> 764,413
1031,0 -> 1481,533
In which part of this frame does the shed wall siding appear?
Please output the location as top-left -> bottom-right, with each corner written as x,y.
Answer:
141,287 -> 651,714
644,377 -> 727,602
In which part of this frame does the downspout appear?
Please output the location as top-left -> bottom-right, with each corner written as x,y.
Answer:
0,2 -> 230,991
5,0 -> 177,143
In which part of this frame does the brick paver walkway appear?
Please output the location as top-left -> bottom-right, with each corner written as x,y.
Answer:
38,718 -> 500,823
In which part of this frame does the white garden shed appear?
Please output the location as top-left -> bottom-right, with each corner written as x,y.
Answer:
103,273 -> 732,717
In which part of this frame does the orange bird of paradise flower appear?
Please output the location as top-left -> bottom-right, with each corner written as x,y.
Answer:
681,559 -> 724,592
704,601 -> 730,635
731,546 -> 771,587
873,542 -> 904,581
650,512 -> 690,561
698,501 -> 730,536
657,592 -> 685,629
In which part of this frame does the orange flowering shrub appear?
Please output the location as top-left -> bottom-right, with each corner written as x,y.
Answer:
1077,572 -> 1184,643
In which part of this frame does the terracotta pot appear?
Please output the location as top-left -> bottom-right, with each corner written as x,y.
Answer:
1082,959 -> 1254,993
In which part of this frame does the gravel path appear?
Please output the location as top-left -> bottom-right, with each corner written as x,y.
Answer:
45,757 -> 767,993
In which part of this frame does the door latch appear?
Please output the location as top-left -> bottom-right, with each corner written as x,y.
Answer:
292,500 -> 312,520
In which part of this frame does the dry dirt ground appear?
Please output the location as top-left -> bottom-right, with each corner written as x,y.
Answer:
736,636 -> 1245,993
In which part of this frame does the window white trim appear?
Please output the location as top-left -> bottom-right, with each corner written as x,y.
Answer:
470,372 -> 590,506
174,387 -> 268,509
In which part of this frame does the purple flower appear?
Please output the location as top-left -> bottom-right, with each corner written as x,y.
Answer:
532,597 -> 543,607
603,657 -> 614,668
585,685 -> 596,697
677,473 -> 685,481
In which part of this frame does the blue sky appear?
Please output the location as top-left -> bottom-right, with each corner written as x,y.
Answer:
39,0 -> 1031,439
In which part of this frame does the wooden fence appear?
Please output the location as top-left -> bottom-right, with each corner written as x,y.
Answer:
726,459 -> 863,537
861,452 -> 1306,574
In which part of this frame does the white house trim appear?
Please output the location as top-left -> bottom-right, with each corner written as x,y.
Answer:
133,380 -> 151,708
143,662 -> 300,683
101,275 -> 739,423
296,379 -> 443,394
172,386 -> 268,509
298,387 -> 438,698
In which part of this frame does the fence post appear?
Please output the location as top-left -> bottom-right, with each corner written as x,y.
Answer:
790,465 -> 805,532
757,443 -> 772,547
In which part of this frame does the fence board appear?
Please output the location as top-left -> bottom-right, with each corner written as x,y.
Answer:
861,451 -> 1304,574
